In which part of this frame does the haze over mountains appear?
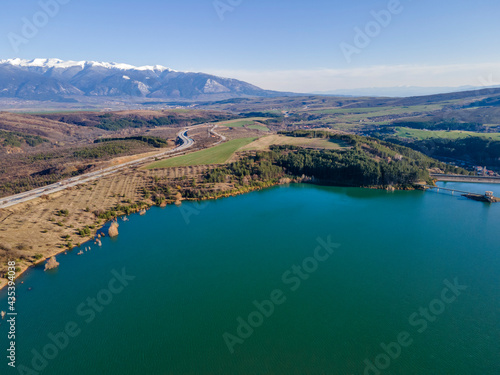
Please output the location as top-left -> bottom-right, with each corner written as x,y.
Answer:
2,58 -> 499,106
313,85 -> 500,98
0,58 -> 285,101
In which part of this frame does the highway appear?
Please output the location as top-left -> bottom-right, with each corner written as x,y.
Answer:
0,127 -> 200,210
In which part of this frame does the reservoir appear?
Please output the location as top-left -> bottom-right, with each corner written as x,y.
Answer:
1,182 -> 499,374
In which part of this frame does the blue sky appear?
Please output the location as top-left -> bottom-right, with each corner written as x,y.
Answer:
2,0 -> 500,92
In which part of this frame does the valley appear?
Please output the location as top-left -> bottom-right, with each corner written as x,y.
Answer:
2,2 -> 500,374
1,84 -> 500,295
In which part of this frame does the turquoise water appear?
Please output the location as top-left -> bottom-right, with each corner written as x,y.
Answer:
1,182 -> 499,375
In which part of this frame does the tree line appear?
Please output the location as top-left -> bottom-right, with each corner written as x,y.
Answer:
94,136 -> 169,148
0,130 -> 48,148
202,130 -> 469,188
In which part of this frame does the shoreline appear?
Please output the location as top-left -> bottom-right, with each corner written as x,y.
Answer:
0,177 -> 466,292
0,222 -> 111,292
0,179 -> 291,292
1,129 -> 471,290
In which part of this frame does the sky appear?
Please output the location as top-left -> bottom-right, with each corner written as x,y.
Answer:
1,0 -> 500,92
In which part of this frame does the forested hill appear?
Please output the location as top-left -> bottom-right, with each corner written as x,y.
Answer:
204,131 -> 469,191
277,131 -> 469,186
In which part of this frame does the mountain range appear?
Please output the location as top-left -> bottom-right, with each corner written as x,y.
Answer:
0,58 -> 285,101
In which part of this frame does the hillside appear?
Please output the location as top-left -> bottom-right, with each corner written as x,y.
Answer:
0,109 -> 237,197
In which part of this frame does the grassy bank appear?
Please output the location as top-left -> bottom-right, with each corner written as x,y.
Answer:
146,137 -> 257,168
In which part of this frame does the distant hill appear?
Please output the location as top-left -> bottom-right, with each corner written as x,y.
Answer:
0,58 -> 289,101
312,85 -> 500,98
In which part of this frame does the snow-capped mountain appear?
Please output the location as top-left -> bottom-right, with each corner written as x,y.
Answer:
0,58 -> 282,101
1,58 -> 174,73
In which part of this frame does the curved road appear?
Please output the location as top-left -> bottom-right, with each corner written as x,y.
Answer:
0,127 -> 199,209
210,125 -> 227,144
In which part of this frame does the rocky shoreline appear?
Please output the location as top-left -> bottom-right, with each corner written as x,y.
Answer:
0,171 -> 429,291
0,178 -> 298,291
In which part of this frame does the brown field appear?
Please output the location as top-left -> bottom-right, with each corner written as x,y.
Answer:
0,164 -> 216,290
0,109 -> 267,198
213,126 -> 262,141
0,140 -> 173,198
214,117 -> 268,125
0,112 -> 104,145
0,110 -> 235,150
35,109 -> 235,131
240,135 -> 347,151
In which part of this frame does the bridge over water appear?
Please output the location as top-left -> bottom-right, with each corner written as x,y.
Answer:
422,185 -> 499,203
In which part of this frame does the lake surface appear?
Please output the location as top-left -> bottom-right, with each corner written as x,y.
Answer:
1,182 -> 499,375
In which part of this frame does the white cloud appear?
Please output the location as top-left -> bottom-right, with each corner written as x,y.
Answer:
205,63 -> 500,93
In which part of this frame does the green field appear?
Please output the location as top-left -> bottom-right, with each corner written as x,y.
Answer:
309,104 -> 442,116
240,135 -> 347,151
146,137 -> 257,168
395,127 -> 500,141
220,120 -> 255,128
214,117 -> 270,131
216,117 -> 267,126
